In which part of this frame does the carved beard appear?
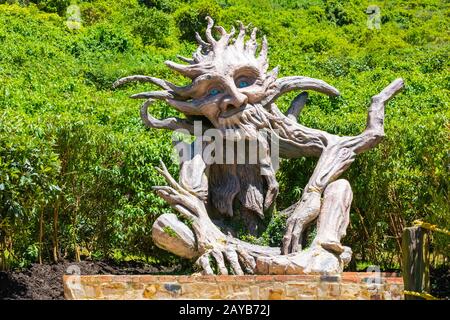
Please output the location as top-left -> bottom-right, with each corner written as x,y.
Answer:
218,103 -> 271,141
208,103 -> 276,224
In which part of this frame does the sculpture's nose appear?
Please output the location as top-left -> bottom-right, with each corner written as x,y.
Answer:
230,90 -> 248,108
220,88 -> 248,113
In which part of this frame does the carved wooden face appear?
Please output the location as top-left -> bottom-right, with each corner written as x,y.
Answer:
119,16 -> 339,136
184,51 -> 270,129
159,17 -> 277,132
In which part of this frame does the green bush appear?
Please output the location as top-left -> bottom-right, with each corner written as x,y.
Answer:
0,111 -> 61,268
131,7 -> 172,47
138,0 -> 179,13
174,0 -> 222,42
29,0 -> 70,15
0,0 -> 448,272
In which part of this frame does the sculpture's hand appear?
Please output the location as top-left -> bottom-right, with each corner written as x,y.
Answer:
153,160 -> 259,275
195,242 -> 256,275
263,173 -> 279,210
281,191 -> 321,254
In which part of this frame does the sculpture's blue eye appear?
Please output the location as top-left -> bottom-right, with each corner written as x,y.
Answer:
238,80 -> 249,88
209,88 -> 221,96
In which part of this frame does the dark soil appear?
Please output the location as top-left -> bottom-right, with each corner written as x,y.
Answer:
430,266 -> 450,299
0,260 -> 181,300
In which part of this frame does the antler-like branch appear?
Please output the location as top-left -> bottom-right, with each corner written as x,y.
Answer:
286,92 -> 308,122
258,36 -> 269,72
205,16 -> 217,46
130,90 -> 175,100
234,21 -> 247,50
140,99 -> 195,133
112,75 -> 174,90
245,27 -> 258,55
129,89 -> 202,115
262,76 -> 340,106
351,78 -> 404,154
177,55 -> 196,64
164,60 -> 206,79
195,32 -> 211,50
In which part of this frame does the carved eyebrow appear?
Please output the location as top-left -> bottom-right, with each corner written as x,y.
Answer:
233,66 -> 261,78
193,74 -> 225,86
170,74 -> 225,98
192,75 -> 226,96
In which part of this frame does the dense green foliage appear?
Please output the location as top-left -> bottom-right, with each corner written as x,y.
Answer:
0,0 -> 448,271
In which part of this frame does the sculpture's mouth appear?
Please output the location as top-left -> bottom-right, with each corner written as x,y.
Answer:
218,104 -> 262,126
216,104 -> 263,141
219,104 -> 247,119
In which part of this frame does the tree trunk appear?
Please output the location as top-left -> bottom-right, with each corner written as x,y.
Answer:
52,200 -> 60,263
402,226 -> 430,300
38,206 -> 44,264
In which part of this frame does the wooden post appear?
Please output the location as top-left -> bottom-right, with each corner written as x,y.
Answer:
402,226 -> 430,300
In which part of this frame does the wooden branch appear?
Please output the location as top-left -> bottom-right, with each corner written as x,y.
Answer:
351,78 -> 404,154
112,75 -> 174,90
263,76 -> 340,106
281,79 -> 404,254
178,142 -> 209,201
267,103 -> 334,157
286,92 -> 308,122
151,213 -> 198,259
140,99 -> 195,133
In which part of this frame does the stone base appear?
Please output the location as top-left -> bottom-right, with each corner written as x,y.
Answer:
63,272 -> 403,300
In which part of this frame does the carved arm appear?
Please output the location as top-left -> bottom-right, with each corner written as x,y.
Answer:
278,78 -> 404,254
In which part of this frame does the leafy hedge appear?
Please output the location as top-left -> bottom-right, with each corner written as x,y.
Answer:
0,0 -> 448,271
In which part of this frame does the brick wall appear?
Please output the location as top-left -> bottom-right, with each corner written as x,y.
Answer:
63,273 -> 404,300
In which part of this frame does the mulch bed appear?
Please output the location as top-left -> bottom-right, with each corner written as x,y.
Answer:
0,260 -> 179,300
